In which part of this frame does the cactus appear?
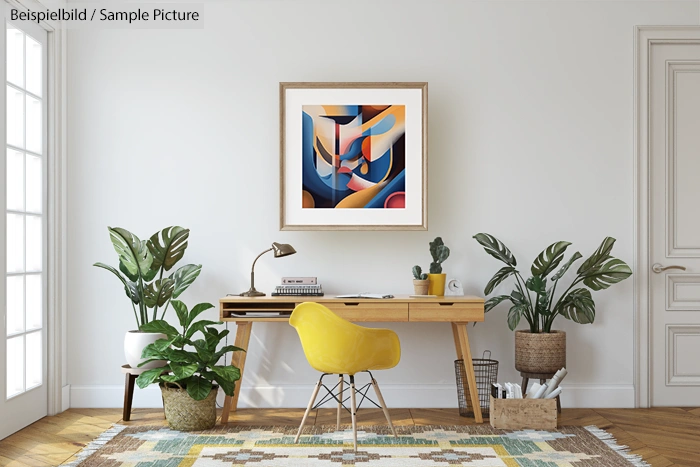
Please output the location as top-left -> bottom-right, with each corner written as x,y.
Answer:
429,237 -> 450,274
413,265 -> 428,281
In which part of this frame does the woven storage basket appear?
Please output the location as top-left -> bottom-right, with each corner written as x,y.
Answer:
515,330 -> 566,373
161,384 -> 218,431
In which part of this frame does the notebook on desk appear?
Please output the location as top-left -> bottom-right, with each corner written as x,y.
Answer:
335,293 -> 394,299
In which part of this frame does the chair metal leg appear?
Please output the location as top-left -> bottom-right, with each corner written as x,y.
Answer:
350,375 -> 357,452
371,378 -> 397,438
295,380 -> 321,444
337,374 -> 344,430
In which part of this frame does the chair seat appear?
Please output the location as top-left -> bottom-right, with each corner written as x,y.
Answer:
289,302 -> 400,375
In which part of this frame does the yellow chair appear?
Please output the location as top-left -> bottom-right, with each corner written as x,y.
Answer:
289,302 -> 401,451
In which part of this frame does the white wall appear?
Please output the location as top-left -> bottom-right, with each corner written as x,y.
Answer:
66,0 -> 699,409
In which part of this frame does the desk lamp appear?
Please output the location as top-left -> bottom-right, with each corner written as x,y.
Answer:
240,242 -> 296,297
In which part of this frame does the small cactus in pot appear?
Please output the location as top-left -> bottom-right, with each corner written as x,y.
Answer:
428,237 -> 450,295
412,265 -> 430,295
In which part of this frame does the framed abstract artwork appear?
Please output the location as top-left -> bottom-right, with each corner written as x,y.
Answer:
280,82 -> 428,230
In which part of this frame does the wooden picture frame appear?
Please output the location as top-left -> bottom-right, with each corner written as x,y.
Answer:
280,82 -> 428,231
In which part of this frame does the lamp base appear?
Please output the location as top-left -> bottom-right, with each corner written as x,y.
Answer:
240,288 -> 266,297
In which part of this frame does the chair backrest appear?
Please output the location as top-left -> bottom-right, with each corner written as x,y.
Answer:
289,302 -> 400,375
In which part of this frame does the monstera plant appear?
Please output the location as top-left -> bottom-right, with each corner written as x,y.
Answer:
94,226 -> 202,369
473,233 -> 632,373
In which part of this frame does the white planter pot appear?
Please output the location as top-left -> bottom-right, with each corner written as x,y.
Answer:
124,330 -> 167,369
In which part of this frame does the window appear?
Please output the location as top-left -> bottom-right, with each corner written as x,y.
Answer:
5,23 -> 45,399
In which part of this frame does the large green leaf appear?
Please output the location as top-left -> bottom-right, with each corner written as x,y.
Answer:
473,233 -> 517,266
551,252 -> 583,282
510,290 -> 527,306
153,337 -> 175,352
185,302 -> 215,328
193,339 -> 214,363
168,348 -> 197,363
135,367 -> 168,389
204,328 -> 229,349
143,278 -> 174,308
214,376 -> 235,397
577,237 -> 616,274
108,227 -> 154,281
531,241 -> 571,277
171,264 -> 202,299
559,288 -> 596,323
213,345 -> 245,363
484,295 -> 512,313
169,362 -> 198,380
160,374 -> 182,383
93,262 -> 140,304
507,304 -> 526,330
581,257 -> 632,291
526,276 -> 547,295
185,320 -> 220,340
139,319 -> 179,338
125,281 -> 140,304
186,376 -> 213,401
172,300 -> 189,328
148,227 -> 190,273
484,266 -> 516,295
211,365 -> 241,383
140,343 -> 167,360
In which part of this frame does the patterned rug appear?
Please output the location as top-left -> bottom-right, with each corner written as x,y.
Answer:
63,424 -> 649,466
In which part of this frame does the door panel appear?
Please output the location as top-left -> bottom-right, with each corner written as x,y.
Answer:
650,41 -> 700,406
667,62 -> 700,256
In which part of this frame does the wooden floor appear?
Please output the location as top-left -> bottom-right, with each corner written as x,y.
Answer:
1,407 -> 699,466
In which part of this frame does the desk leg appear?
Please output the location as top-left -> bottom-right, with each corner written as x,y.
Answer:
453,322 -> 483,423
221,321 -> 253,424
451,323 -> 463,360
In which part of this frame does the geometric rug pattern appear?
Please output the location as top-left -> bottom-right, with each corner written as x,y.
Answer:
62,424 -> 649,466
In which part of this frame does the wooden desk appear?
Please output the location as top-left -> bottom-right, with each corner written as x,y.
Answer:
219,295 -> 485,424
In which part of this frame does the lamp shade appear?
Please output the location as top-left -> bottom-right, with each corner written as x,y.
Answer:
272,242 -> 296,258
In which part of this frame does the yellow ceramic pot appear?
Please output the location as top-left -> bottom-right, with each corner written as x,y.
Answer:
427,273 -> 447,296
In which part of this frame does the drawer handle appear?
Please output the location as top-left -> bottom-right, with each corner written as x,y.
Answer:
344,302 -> 360,306
439,302 -> 454,306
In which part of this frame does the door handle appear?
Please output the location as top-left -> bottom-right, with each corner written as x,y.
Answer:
652,263 -> 687,273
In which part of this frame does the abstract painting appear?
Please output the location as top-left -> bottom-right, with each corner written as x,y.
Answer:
281,83 -> 427,230
301,104 -> 406,210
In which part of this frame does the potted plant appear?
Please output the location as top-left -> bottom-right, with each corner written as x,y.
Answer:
94,226 -> 202,369
428,237 -> 450,296
473,233 -> 632,374
412,266 -> 430,295
135,300 -> 244,431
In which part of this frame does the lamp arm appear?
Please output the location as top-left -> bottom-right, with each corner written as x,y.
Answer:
250,248 -> 273,273
249,247 -> 273,291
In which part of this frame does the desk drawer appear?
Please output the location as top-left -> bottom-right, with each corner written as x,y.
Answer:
324,302 -> 408,322
409,302 -> 484,322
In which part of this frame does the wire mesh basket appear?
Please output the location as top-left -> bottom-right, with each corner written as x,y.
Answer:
455,350 -> 498,417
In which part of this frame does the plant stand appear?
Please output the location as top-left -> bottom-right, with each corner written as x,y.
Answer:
520,371 -> 561,413
121,364 -> 167,421
121,365 -> 144,421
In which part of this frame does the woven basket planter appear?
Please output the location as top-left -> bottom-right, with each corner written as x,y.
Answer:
515,330 -> 566,374
161,384 -> 218,431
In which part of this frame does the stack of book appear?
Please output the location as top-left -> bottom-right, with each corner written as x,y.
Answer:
272,277 -> 324,297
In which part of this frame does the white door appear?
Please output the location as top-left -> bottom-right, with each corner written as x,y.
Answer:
650,33 -> 700,406
0,5 -> 48,439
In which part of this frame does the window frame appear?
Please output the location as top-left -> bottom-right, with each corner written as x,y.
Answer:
3,0 -> 66,415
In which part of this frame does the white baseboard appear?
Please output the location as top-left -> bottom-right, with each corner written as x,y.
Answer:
69,383 -> 635,409
62,384 -> 71,412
